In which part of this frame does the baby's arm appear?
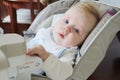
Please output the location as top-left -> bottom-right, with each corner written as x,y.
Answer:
42,48 -> 76,80
27,45 -> 76,80
27,45 -> 50,61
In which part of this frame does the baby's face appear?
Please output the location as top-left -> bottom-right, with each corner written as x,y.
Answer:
53,6 -> 97,47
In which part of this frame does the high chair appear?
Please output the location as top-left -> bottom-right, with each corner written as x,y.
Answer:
0,0 -> 120,80
25,0 -> 120,80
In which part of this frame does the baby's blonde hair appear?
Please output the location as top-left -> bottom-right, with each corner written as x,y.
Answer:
72,2 -> 100,45
73,2 -> 100,23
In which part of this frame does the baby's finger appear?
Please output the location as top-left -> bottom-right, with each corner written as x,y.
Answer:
27,48 -> 32,53
26,48 -> 33,55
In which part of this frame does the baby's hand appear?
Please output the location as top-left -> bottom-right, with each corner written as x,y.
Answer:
27,45 -> 50,61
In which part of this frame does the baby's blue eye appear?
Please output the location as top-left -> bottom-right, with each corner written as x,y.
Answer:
74,28 -> 79,33
64,19 -> 69,24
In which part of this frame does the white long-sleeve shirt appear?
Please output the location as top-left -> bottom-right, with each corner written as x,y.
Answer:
27,27 -> 78,80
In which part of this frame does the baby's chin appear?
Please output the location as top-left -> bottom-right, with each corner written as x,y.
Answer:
54,38 -> 74,47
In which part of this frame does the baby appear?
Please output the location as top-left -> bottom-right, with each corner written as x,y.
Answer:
27,2 -> 100,80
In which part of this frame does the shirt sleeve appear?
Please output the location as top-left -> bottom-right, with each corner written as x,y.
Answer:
42,47 -> 78,80
42,54 -> 73,80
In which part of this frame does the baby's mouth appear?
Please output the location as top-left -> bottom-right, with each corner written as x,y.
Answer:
59,33 -> 64,39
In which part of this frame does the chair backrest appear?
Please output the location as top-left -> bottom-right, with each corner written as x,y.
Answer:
30,0 -> 46,21
2,0 -> 46,23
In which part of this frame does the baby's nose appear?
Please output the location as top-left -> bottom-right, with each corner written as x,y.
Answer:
63,26 -> 71,35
